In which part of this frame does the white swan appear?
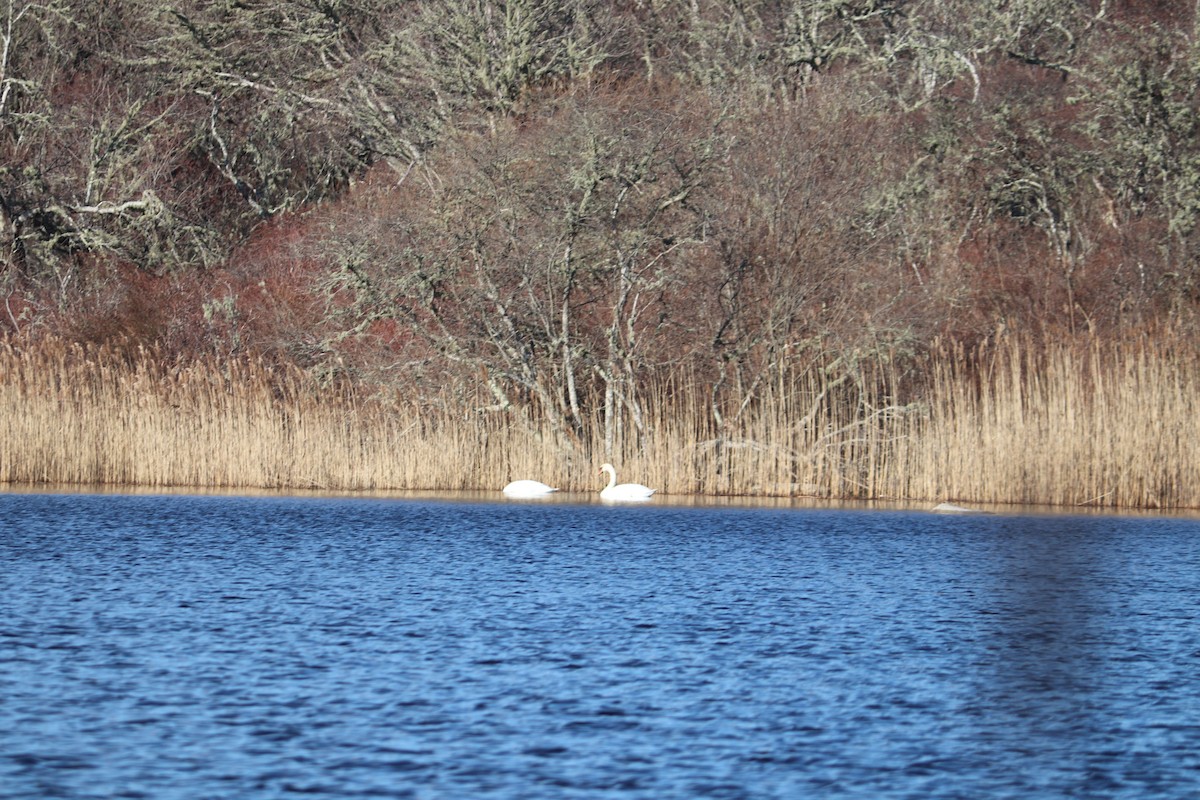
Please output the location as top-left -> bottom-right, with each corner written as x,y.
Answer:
599,463 -> 656,502
502,479 -> 559,498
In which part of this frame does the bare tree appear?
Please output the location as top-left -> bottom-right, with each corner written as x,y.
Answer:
308,83 -> 725,454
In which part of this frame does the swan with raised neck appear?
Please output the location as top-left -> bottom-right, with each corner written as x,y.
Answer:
599,463 -> 656,502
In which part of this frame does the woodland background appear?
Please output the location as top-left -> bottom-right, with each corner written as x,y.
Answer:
1,1 -> 1198,500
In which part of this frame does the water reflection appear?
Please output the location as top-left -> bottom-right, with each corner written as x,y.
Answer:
983,516 -> 1106,697
963,513 -> 1199,794
1,492 -> 1197,799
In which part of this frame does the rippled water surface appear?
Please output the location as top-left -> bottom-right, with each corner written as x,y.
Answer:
2,492 -> 1199,799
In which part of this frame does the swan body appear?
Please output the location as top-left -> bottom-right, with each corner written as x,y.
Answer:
503,480 -> 559,498
598,463 -> 656,502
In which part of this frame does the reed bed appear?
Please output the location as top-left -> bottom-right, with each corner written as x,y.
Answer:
897,338 -> 1200,508
1,336 -> 1197,508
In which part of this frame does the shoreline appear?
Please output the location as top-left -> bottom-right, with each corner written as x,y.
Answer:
2,481 -> 1197,519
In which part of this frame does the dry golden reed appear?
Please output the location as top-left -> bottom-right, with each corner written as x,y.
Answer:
896,337 -> 1200,509
0,336 -> 1197,508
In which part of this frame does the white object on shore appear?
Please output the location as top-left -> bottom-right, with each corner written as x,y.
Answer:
502,480 -> 559,498
599,463 -> 656,502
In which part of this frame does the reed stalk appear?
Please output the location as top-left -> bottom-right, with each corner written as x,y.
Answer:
1,336 -> 1197,508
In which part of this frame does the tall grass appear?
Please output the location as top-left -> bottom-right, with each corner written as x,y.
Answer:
897,337 -> 1200,508
1,336 -> 1197,508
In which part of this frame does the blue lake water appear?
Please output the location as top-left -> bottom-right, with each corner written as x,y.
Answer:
1,491 -> 1198,799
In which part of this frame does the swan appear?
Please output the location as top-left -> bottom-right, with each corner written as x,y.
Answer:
502,479 -> 559,498
598,463 -> 656,502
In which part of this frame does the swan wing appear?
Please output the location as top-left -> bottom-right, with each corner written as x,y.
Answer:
600,482 -> 657,501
